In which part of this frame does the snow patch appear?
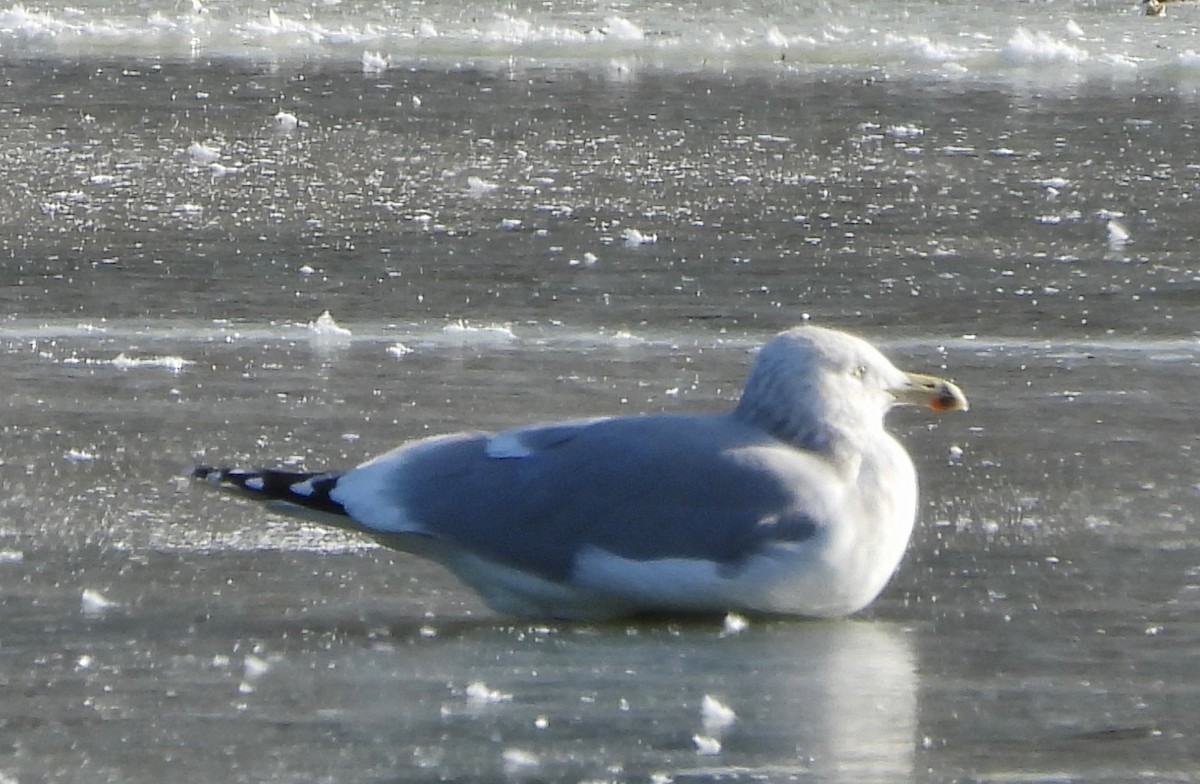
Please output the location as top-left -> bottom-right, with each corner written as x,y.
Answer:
308,310 -> 353,346
81,588 -> 119,615
466,681 -> 512,705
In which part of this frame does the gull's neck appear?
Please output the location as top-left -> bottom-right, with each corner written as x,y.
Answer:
733,356 -> 887,468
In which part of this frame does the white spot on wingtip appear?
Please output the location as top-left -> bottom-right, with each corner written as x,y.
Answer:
290,479 -> 315,497
245,477 -> 265,491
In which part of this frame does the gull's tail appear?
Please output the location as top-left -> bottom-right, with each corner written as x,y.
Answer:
192,466 -> 348,517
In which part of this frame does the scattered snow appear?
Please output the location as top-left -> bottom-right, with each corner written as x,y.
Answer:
361,50 -> 389,74
187,141 -> 220,164
273,110 -> 301,130
239,654 -> 272,694
466,175 -> 499,196
466,681 -> 512,705
308,310 -> 353,345
81,588 -> 119,615
601,16 -> 643,41
111,353 -> 194,371
622,228 -> 658,247
702,695 -> 737,734
1106,220 -> 1130,247
501,748 -> 540,774
243,654 -> 271,680
441,321 -> 517,343
609,330 -> 645,346
886,125 -> 924,139
721,612 -> 749,636
1003,29 -> 1088,66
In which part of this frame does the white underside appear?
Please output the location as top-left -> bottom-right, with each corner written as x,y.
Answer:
433,538 -> 898,620
261,495 -> 897,618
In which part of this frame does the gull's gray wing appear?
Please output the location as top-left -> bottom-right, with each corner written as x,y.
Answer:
331,414 -> 831,581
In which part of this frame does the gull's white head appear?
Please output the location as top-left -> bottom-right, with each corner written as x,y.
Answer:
735,326 -> 968,452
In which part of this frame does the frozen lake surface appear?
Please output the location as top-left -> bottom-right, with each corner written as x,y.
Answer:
3,0 -> 1200,781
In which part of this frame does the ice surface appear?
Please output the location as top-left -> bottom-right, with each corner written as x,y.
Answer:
0,1 -> 1194,84
4,14 -> 1200,782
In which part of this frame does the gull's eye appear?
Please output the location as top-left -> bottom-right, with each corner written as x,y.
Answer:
851,364 -> 868,380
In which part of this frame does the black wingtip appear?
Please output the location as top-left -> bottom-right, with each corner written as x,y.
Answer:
191,465 -> 246,486
193,464 -> 349,517
192,465 -> 218,480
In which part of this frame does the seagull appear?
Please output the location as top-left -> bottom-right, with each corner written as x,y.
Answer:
194,326 -> 967,619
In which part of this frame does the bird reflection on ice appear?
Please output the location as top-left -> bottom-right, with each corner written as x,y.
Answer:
263,617 -> 918,782
666,620 -> 918,782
